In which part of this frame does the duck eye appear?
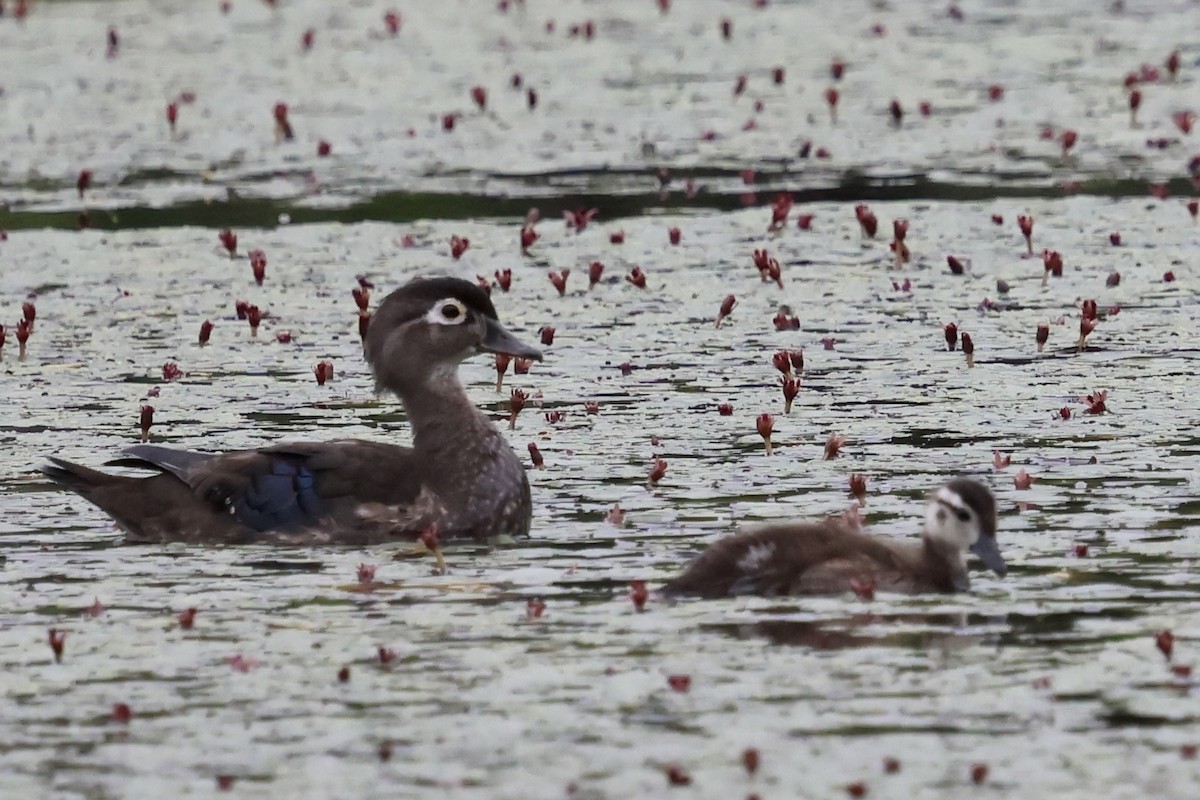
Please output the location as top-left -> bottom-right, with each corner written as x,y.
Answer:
428,298 -> 469,325
955,509 -> 970,522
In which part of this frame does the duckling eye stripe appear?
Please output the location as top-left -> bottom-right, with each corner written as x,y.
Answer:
936,498 -> 971,520
935,489 -> 972,521
935,488 -> 968,512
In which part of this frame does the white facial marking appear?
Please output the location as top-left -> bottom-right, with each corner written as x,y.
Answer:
924,487 -> 981,550
425,297 -> 469,326
738,542 -> 776,573
936,487 -> 969,515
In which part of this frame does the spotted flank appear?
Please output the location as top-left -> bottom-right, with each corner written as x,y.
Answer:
736,542 -> 776,574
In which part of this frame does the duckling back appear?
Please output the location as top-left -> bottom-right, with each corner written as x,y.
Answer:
663,519 -> 957,598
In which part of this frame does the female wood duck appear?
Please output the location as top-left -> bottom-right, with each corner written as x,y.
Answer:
42,277 -> 543,546
662,478 -> 1006,598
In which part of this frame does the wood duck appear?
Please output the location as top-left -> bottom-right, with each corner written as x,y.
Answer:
42,277 -> 543,546
662,478 -> 1006,598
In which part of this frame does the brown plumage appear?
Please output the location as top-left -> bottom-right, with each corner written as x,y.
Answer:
42,277 -> 542,545
663,478 -> 1004,598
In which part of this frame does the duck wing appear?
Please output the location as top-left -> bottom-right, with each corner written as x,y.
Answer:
115,441 -> 424,530
90,440 -> 423,540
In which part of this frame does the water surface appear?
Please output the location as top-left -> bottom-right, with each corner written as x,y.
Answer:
2,1 -> 1199,798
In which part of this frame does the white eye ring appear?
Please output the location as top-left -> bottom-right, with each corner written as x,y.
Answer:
427,298 -> 469,326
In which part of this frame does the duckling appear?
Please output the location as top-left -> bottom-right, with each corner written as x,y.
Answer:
41,277 -> 543,545
662,478 -> 1006,598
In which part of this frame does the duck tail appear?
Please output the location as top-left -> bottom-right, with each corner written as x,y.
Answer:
41,457 -> 121,498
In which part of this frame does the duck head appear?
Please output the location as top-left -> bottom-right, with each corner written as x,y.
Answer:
923,477 -> 1006,577
364,277 -> 542,397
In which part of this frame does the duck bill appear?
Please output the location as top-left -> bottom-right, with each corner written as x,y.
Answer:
479,317 -> 543,361
969,536 -> 1007,577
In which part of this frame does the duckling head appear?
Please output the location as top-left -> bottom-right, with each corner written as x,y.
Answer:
365,276 -> 542,397
923,478 -> 1006,577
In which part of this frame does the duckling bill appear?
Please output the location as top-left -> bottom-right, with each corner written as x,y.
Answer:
42,277 -> 543,546
663,478 -> 1006,598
